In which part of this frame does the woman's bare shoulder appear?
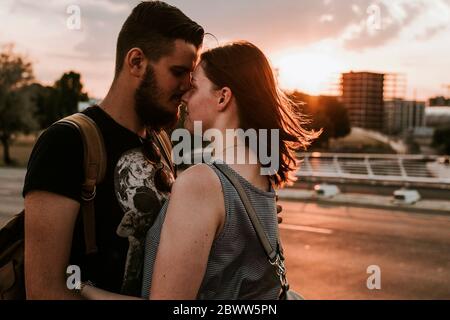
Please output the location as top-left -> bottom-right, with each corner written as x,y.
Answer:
167,164 -> 225,228
172,163 -> 222,198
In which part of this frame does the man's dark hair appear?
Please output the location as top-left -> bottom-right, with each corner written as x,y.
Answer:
115,1 -> 204,76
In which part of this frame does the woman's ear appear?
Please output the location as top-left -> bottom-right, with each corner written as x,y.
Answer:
125,48 -> 147,78
217,87 -> 232,111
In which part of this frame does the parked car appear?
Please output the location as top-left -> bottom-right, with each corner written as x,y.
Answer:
314,184 -> 340,198
392,189 -> 421,205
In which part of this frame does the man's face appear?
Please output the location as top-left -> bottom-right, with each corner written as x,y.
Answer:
135,39 -> 198,130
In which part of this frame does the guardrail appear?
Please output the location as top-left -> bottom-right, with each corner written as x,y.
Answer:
296,153 -> 450,185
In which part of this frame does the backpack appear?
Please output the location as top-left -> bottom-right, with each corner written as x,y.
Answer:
0,113 -> 106,300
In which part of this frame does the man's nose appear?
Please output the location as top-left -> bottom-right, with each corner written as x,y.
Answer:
179,74 -> 192,92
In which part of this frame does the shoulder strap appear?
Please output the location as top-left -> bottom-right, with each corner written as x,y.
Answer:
212,162 -> 291,296
57,113 -> 107,255
212,162 -> 277,261
154,130 -> 176,177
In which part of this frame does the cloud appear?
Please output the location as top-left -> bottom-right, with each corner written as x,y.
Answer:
340,0 -> 450,51
71,1 -> 132,60
4,0 -> 449,57
342,1 -> 427,51
10,0 -> 444,59
166,0 -> 371,51
69,0 -> 378,56
4,0 -> 135,60
2,0 -> 449,99
415,24 -> 449,41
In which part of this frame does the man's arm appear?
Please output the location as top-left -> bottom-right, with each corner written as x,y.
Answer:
24,191 -> 82,300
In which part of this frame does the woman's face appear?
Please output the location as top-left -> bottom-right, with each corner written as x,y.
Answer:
182,63 -> 219,133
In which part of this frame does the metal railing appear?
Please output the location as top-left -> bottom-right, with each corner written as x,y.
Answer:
296,153 -> 450,185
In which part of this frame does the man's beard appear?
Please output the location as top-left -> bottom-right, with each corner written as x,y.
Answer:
134,66 -> 180,130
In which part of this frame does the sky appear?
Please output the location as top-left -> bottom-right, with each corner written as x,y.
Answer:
0,0 -> 449,101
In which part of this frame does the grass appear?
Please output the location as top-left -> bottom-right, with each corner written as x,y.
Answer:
327,129 -> 396,154
0,134 -> 38,168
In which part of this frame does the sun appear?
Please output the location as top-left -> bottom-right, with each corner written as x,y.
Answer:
271,47 -> 344,95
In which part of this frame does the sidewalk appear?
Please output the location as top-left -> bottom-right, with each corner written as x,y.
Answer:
0,168 -> 25,227
278,189 -> 450,215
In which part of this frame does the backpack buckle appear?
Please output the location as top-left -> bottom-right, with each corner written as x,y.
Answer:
81,186 -> 96,202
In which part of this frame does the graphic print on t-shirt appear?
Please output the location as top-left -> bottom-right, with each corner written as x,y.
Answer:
114,147 -> 169,294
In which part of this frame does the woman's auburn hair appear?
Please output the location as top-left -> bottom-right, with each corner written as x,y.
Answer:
200,41 -> 320,187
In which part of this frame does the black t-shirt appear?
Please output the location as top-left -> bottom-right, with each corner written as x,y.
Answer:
23,106 -> 170,296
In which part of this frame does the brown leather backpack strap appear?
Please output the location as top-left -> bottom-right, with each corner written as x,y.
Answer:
154,129 -> 176,177
58,113 -> 107,255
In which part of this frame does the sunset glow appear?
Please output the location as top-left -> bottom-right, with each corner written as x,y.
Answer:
272,48 -> 344,95
0,0 -> 448,100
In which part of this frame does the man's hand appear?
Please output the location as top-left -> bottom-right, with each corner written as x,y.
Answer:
276,194 -> 283,224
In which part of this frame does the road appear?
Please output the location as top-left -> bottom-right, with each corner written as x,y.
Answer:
280,201 -> 450,299
0,168 -> 25,226
1,168 -> 449,299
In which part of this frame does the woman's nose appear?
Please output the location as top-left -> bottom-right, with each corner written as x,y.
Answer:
181,90 -> 191,103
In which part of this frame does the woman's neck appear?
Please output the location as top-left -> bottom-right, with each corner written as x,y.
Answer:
206,125 -> 270,191
215,143 -> 256,164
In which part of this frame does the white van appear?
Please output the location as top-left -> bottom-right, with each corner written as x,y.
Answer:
314,184 -> 340,198
392,189 -> 421,205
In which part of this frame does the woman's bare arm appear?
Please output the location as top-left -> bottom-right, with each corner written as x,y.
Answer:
80,285 -> 143,300
149,164 -> 224,300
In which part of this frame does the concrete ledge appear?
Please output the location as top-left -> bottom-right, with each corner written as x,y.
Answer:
278,189 -> 450,216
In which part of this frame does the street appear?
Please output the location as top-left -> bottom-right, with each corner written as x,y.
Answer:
1,168 -> 449,299
280,201 -> 450,299
0,168 -> 25,225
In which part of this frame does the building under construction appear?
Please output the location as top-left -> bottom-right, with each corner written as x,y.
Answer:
341,72 -> 407,132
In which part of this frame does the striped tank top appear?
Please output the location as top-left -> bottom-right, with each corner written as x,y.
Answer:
141,161 -> 281,299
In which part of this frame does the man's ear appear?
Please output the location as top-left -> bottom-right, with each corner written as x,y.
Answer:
125,48 -> 147,78
217,87 -> 232,112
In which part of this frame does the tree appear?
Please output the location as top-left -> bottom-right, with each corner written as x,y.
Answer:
30,71 -> 89,129
43,71 -> 89,128
25,83 -> 55,129
0,44 -> 38,165
288,91 -> 351,148
53,71 -> 89,117
432,127 -> 450,155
